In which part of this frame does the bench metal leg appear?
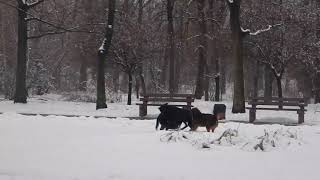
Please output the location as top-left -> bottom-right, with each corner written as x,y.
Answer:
139,105 -> 147,117
297,110 -> 304,124
249,109 -> 256,123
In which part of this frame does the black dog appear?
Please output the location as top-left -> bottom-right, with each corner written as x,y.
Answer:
156,103 -> 193,130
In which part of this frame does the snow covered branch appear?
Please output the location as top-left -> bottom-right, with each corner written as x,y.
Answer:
241,24 -> 282,36
28,24 -> 102,40
26,0 -> 45,9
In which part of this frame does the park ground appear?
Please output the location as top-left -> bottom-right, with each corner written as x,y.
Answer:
0,94 -> 320,180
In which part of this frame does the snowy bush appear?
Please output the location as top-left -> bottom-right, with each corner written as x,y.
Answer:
27,60 -> 51,95
159,126 -> 303,152
241,128 -> 302,152
62,91 -> 97,103
61,89 -> 123,103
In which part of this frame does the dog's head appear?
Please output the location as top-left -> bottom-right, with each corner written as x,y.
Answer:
159,103 -> 169,112
191,107 -> 202,118
215,112 -> 225,120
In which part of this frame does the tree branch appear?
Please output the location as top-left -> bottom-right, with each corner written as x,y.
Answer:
241,23 -> 282,36
28,29 -> 101,40
27,0 -> 45,9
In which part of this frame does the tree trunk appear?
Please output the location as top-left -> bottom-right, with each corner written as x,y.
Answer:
174,6 -> 185,93
315,89 -> 320,104
316,1 -> 320,40
221,62 -> 226,96
313,75 -> 320,104
264,65 -> 273,98
112,67 -> 120,92
79,58 -> 87,91
97,53 -> 107,109
167,0 -> 175,94
14,2 -> 28,103
227,0 -> 245,113
276,76 -> 283,109
138,71 -> 146,95
315,1 -> 320,103
127,72 -> 132,105
96,0 -> 116,109
194,0 -> 207,99
253,60 -> 260,98
160,49 -> 168,89
135,76 -> 140,98
214,56 -> 221,101
204,63 -> 209,101
137,0 -> 147,96
215,73 -> 220,101
0,8 -> 4,92
208,0 -> 220,101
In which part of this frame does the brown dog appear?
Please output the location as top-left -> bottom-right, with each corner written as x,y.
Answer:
191,108 -> 218,132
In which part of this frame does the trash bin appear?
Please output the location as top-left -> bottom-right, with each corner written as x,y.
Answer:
213,104 -> 226,120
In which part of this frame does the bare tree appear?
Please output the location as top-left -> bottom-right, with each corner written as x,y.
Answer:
12,0 -> 45,103
96,0 -> 116,109
167,0 -> 175,94
192,0 -> 207,99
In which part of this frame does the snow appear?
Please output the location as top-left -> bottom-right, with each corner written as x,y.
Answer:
98,39 -> 106,52
0,95 -> 320,180
241,24 -> 282,36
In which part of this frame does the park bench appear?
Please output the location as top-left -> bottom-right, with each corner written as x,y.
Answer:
246,97 -> 308,124
136,93 -> 195,117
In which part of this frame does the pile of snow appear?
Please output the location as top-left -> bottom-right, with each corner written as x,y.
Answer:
159,123 -> 304,152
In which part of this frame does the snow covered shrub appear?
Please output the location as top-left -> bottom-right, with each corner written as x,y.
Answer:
62,91 -> 96,103
160,131 -> 190,143
0,65 -> 15,99
27,60 -> 51,95
211,128 -> 240,146
105,88 -> 122,103
160,131 -> 214,149
159,125 -> 303,152
241,128 -> 302,152
62,89 -> 122,103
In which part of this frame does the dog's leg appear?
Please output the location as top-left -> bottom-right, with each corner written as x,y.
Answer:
160,125 -> 166,130
191,125 -> 198,131
211,125 -> 218,133
155,117 -> 160,130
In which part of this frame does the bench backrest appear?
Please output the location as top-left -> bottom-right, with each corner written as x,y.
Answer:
140,93 -> 195,103
248,97 -> 307,107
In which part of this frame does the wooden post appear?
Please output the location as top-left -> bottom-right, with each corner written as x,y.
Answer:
249,108 -> 256,123
297,109 -> 304,124
139,101 -> 147,117
186,96 -> 192,110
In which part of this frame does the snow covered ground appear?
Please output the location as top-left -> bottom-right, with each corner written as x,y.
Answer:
0,95 -> 320,180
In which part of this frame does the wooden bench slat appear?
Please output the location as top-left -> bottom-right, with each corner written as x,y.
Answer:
251,97 -> 307,102
141,93 -> 195,98
139,98 -> 194,102
246,107 -> 307,111
138,93 -> 194,117
136,103 -> 193,107
248,102 -> 307,106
